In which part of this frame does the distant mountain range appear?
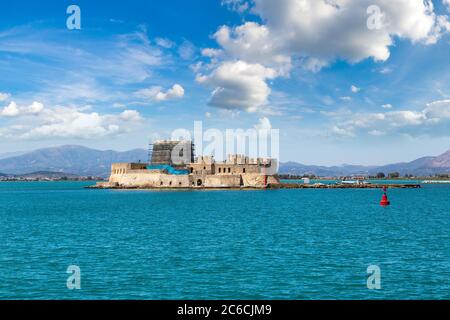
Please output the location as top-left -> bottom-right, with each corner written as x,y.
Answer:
279,150 -> 450,176
0,145 -> 148,177
0,145 -> 448,177
279,162 -> 377,177
0,151 -> 27,160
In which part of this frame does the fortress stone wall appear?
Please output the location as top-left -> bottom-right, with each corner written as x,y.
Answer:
104,156 -> 279,189
97,145 -> 280,189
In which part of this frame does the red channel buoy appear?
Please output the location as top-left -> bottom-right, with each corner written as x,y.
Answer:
380,186 -> 390,206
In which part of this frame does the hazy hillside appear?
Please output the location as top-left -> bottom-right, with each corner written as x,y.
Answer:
0,151 -> 27,160
0,145 -> 148,177
279,162 -> 375,176
279,150 -> 450,176
430,150 -> 450,168
368,156 -> 438,176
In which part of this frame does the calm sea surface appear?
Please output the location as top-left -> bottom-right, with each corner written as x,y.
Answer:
0,181 -> 449,299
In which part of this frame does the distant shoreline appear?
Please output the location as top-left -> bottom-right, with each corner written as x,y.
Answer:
0,178 -> 105,182
280,176 -> 450,181
0,176 -> 450,183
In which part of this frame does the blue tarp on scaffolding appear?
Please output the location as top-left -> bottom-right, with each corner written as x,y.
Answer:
146,164 -> 189,175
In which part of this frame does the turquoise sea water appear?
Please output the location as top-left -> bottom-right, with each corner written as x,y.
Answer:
0,181 -> 449,299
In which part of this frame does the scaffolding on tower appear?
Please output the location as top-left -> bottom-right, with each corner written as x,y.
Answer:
148,140 -> 195,168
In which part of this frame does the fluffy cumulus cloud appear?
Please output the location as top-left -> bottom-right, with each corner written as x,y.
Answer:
119,109 -> 142,121
196,60 -> 277,112
1,101 -> 44,117
254,116 -> 272,130
135,84 -> 185,102
351,85 -> 360,93
250,0 -> 448,64
213,22 -> 292,75
0,103 -> 142,140
25,101 -> 44,114
22,110 -> 118,139
1,102 -> 20,117
424,99 -> 450,120
444,0 -> 450,11
200,0 -> 450,112
0,92 -> 11,102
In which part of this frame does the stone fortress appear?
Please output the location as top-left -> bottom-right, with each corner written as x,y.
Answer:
96,140 -> 280,189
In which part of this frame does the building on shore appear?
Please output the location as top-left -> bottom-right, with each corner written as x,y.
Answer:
96,140 -> 280,189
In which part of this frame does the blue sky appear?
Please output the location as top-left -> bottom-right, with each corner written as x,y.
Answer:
0,0 -> 450,165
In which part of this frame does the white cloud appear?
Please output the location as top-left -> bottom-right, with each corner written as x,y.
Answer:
302,57 -> 329,73
221,0 -> 250,13
113,103 -> 127,109
444,0 -> 450,11
424,99 -> 450,120
201,48 -> 222,58
0,98 -> 142,140
26,101 -> 44,114
155,37 -> 174,48
340,96 -> 352,102
0,101 -> 44,117
207,0 -> 450,72
332,125 -> 355,137
378,67 -> 393,74
388,110 -> 426,126
1,102 -> 20,117
21,111 -> 117,139
351,85 -> 360,93
18,107 -> 140,140
196,60 -> 277,112
368,130 -> 385,136
200,0 -> 449,113
381,103 -> 393,109
254,117 -> 272,130
178,41 -> 196,60
213,22 -> 292,76
119,110 -> 142,121
250,0 -> 448,63
135,84 -> 185,102
327,99 -> 450,138
0,92 -> 11,102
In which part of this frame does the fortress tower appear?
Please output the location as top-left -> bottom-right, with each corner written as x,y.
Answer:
149,140 -> 194,168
